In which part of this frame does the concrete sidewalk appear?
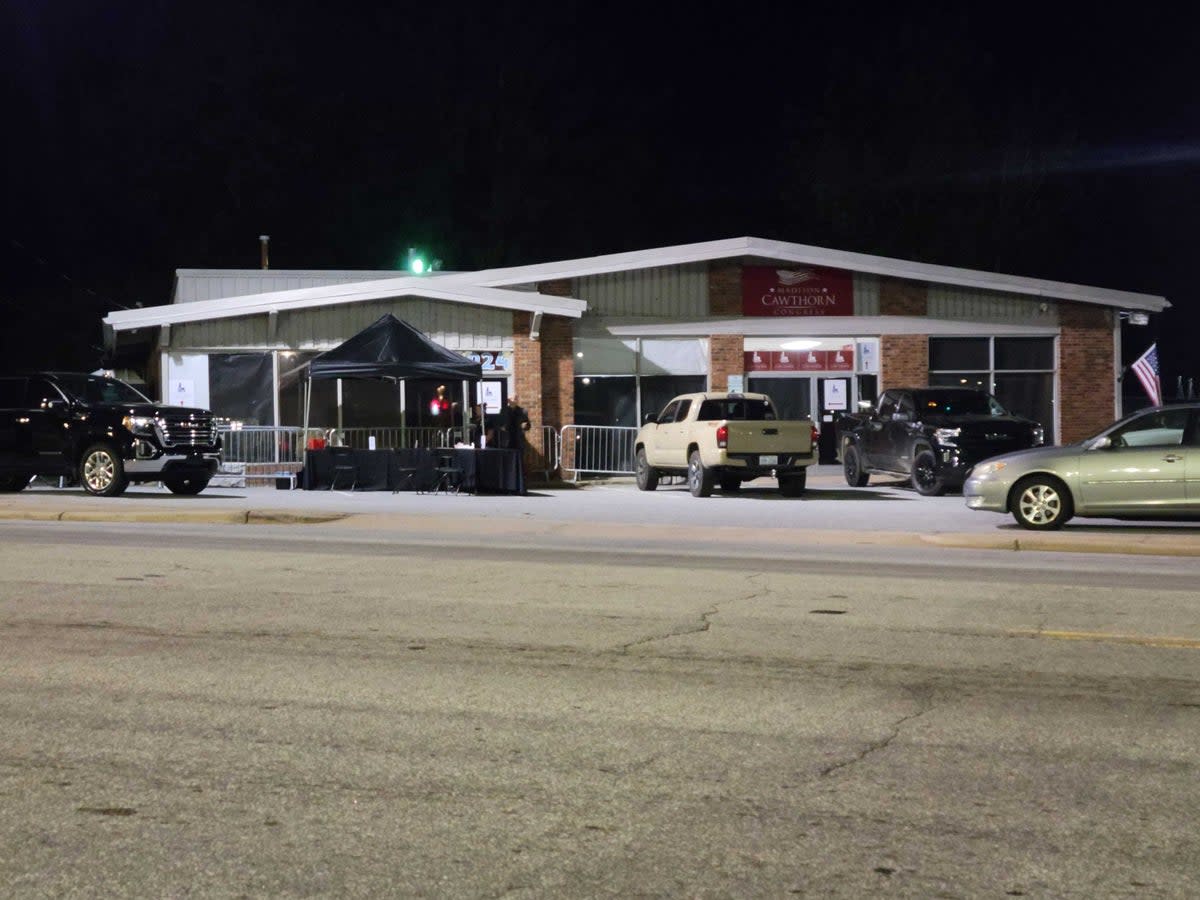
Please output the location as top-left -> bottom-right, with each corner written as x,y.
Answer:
2,466 -> 1198,558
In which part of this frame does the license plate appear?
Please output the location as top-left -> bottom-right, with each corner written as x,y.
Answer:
760,455 -> 778,466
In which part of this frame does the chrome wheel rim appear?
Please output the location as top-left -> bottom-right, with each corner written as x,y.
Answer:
636,452 -> 649,486
688,457 -> 701,491
83,451 -> 115,492
1018,484 -> 1061,525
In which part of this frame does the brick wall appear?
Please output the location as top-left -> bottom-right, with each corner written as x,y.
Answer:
1059,301 -> 1115,442
708,335 -> 744,391
707,262 -> 743,389
708,261 -> 742,316
877,278 -> 929,388
881,334 -> 929,389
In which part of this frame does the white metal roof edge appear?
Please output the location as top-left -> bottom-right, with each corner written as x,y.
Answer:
108,280 -> 585,330
460,236 -> 1167,312
604,316 -> 1061,337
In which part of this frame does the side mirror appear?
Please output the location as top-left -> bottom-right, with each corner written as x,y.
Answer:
643,413 -> 658,426
45,398 -> 68,411
1088,435 -> 1113,450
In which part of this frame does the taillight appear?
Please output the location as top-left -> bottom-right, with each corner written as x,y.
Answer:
811,421 -> 820,443
716,424 -> 728,449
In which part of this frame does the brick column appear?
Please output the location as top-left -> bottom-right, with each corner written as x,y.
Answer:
508,279 -> 576,479
879,277 -> 928,389
880,335 -> 929,389
1059,302 -> 1115,443
707,261 -> 743,390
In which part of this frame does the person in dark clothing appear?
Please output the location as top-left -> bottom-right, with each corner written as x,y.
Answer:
499,395 -> 531,450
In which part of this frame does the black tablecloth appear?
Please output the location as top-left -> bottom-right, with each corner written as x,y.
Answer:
302,448 -> 525,494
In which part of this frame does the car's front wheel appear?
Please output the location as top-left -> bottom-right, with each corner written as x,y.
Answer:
687,450 -> 714,498
80,444 -> 128,497
1011,475 -> 1073,530
163,475 -> 210,496
635,448 -> 658,491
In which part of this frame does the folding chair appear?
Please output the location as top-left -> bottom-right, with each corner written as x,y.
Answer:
328,446 -> 357,491
432,450 -> 463,495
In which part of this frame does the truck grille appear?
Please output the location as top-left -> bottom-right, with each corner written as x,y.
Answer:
157,413 -> 219,448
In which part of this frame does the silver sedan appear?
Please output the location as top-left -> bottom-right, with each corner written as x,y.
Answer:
964,403 -> 1200,529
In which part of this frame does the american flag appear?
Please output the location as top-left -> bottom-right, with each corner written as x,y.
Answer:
1130,343 -> 1162,407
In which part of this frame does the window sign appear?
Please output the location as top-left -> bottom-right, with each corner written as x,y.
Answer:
479,381 -> 503,414
171,379 -> 195,407
823,379 -> 848,410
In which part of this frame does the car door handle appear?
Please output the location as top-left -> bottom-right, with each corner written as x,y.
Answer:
1162,453 -> 1183,463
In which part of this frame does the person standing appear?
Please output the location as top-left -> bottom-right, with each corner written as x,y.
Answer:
499,395 -> 531,451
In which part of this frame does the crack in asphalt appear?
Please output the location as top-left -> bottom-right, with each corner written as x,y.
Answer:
618,605 -> 720,654
819,691 -> 933,779
616,574 -> 772,655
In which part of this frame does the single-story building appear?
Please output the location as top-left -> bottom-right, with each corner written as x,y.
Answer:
102,236 -> 1168,469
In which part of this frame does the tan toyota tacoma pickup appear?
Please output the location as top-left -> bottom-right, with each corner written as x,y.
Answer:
634,391 -> 817,497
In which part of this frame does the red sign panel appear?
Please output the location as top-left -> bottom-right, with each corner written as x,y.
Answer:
742,266 -> 854,317
828,345 -> 854,371
743,345 -> 856,372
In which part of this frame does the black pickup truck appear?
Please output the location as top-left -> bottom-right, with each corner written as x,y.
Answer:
0,372 -> 221,496
835,387 -> 1044,495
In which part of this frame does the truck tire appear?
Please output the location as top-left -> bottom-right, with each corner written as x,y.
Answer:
635,448 -> 659,491
80,443 -> 129,497
0,473 -> 32,492
911,449 -> 945,496
164,475 -> 211,496
687,450 -> 714,498
778,469 -> 806,497
843,445 -> 869,487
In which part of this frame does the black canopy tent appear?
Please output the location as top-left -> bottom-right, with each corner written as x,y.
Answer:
302,313 -> 483,446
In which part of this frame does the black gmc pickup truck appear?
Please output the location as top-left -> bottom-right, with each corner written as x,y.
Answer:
835,387 -> 1044,495
0,372 -> 221,496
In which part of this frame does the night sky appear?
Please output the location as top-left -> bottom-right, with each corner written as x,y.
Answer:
3,4 -> 1197,396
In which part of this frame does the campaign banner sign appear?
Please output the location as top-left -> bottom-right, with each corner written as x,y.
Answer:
742,266 -> 854,317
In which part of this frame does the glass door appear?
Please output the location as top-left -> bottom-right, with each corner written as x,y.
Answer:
747,376 -> 813,421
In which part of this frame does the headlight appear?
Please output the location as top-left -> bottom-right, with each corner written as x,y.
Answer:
934,427 -> 961,445
972,460 -> 1008,477
1031,425 -> 1045,446
122,414 -> 156,434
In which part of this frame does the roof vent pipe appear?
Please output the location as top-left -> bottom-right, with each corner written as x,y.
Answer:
259,235 -> 270,270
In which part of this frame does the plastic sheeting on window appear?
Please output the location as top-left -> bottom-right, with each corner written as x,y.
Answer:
209,353 -> 273,425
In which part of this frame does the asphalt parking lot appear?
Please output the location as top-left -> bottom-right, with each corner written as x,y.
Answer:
2,466 -> 1198,557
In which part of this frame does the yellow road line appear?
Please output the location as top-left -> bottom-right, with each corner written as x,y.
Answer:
1010,629 -> 1200,649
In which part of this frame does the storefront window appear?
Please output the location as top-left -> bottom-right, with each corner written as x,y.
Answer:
929,337 -> 1055,443
929,338 -> 989,371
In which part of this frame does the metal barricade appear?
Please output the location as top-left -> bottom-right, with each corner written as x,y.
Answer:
338,426 -> 451,450
558,425 -> 637,481
217,426 -> 314,464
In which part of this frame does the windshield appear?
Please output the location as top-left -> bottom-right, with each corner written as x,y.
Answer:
54,374 -> 151,405
913,390 -> 1007,416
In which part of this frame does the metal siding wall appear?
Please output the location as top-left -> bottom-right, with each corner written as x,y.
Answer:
575,264 -> 708,317
853,273 -> 880,316
170,298 -> 512,351
927,284 -> 1060,325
